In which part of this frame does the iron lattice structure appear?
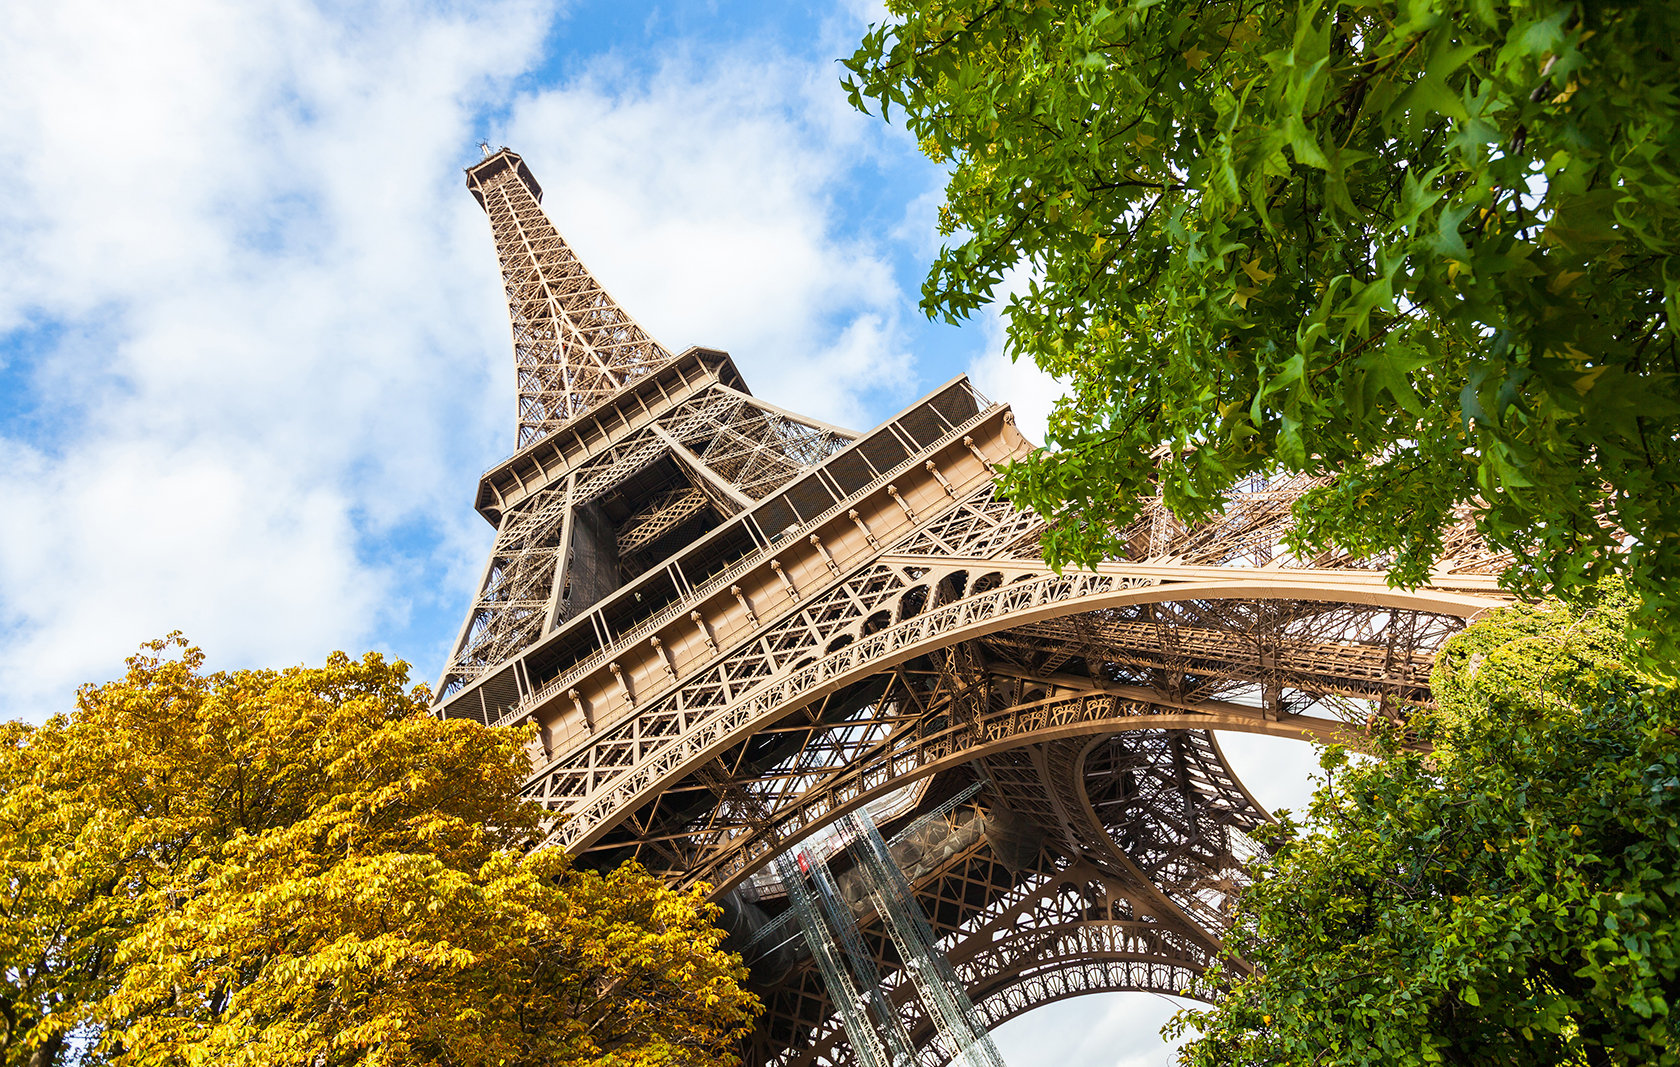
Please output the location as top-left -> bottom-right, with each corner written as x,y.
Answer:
438,147 -> 1514,1067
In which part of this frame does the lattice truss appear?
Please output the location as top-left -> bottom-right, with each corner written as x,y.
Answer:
438,386 -> 853,699
701,403 -> 850,501
909,467 -> 1509,578
526,476 -> 1482,857
506,471 -> 1500,1067
470,150 -> 673,447
746,779 -> 1242,1067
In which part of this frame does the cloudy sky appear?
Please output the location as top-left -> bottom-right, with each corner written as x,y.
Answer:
0,1 -> 1323,1062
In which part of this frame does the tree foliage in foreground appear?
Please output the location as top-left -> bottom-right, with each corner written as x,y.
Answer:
1166,582 -> 1679,1065
0,637 -> 758,1067
845,0 -> 1680,655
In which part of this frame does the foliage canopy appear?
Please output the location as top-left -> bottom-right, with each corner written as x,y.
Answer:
1166,582 -> 1679,1065
845,0 -> 1680,654
0,637 -> 758,1067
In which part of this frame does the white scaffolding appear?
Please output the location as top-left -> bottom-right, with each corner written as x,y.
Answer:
777,805 -> 1009,1067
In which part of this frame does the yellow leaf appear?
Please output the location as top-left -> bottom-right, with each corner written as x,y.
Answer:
1,637 -> 761,1066
1184,44 -> 1211,69
1548,268 -> 1586,294
1574,366 -> 1608,394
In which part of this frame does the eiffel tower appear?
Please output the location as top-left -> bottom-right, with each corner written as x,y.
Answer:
436,147 -> 1512,1067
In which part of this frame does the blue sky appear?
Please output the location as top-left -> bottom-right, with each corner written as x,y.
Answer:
0,2 -> 1323,1063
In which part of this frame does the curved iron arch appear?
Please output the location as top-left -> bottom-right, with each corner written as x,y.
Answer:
537,565 -> 1495,855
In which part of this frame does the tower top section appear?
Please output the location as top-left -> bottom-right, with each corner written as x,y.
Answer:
467,146 -> 543,209
467,146 -> 673,450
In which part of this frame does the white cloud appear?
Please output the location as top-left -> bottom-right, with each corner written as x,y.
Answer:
0,0 -> 557,719
992,991 -> 1194,1067
1215,731 -> 1326,819
968,344 -> 1065,448
965,269 -> 1065,446
497,44 -> 916,427
0,0 -> 941,721
0,437 -> 380,703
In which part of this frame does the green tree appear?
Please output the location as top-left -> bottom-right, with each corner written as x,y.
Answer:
844,0 -> 1680,654
0,637 -> 758,1067
1163,583 -> 1679,1065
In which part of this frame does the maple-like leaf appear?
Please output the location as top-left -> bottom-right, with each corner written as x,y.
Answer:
0,635 -> 759,1067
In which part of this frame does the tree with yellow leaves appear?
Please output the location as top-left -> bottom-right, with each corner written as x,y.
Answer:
0,636 -> 758,1067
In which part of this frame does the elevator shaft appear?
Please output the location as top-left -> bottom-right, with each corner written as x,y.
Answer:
776,805 -> 1009,1067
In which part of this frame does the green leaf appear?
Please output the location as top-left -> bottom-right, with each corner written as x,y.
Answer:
847,0 -> 1680,665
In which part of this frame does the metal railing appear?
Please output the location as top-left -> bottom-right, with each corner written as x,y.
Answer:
493,394 -> 1004,728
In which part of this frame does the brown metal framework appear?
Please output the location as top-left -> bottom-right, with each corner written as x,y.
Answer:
438,147 -> 1514,1067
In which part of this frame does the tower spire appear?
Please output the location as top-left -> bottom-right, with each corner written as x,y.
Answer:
466,147 -> 673,450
